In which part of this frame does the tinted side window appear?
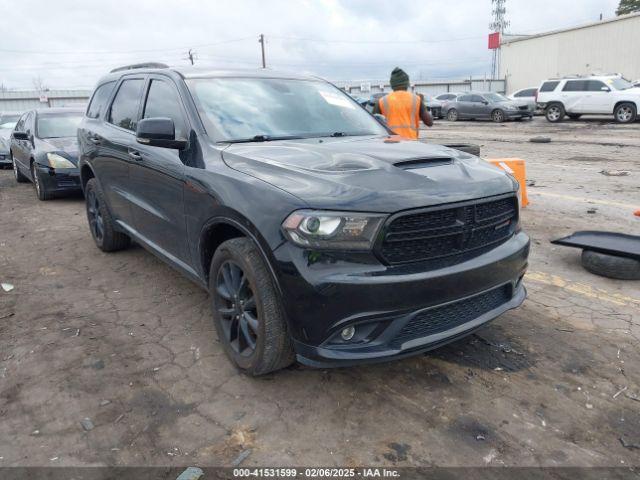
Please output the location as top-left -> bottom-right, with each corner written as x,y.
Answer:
471,95 -> 485,103
87,81 -> 116,119
563,80 -> 588,92
108,79 -> 145,131
459,94 -> 473,102
540,81 -> 560,92
587,80 -> 607,91
515,88 -> 536,97
143,79 -> 187,139
15,113 -> 27,132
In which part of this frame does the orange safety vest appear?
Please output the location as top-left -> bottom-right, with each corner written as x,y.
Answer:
378,90 -> 421,140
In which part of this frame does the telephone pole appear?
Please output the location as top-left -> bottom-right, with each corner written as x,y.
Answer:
258,34 -> 266,68
489,0 -> 509,79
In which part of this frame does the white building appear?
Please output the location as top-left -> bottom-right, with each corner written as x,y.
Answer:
0,89 -> 91,112
500,12 -> 640,94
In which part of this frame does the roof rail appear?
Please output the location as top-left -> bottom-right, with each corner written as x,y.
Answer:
110,62 -> 169,73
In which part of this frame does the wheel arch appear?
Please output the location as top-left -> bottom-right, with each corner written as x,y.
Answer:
199,213 -> 284,296
80,163 -> 95,191
613,100 -> 638,113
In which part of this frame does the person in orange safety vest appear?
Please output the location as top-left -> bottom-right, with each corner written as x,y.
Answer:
373,67 -> 433,140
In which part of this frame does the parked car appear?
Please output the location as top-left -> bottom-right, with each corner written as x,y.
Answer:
77,64 -> 529,375
508,87 -> 539,114
443,92 -> 534,122
0,112 -> 22,168
421,94 -> 443,119
10,107 -> 84,200
536,75 -> 639,123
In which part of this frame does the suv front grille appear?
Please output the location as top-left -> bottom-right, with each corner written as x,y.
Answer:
390,285 -> 511,348
379,196 -> 518,265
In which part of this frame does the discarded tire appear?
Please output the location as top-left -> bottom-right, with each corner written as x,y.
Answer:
581,250 -> 640,280
443,143 -> 481,156
530,136 -> 551,143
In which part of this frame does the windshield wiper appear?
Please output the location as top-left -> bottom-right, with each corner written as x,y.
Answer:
224,134 -> 307,144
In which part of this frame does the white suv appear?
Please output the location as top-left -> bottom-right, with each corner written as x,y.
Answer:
536,75 -> 639,123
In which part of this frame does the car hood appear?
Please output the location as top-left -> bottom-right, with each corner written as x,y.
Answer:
41,136 -> 79,160
221,136 -> 516,212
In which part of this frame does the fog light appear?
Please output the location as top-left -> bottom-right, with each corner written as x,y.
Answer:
341,326 -> 355,341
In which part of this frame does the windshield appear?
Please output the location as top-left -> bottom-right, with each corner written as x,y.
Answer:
484,93 -> 509,102
36,114 -> 82,138
187,77 -> 387,142
608,77 -> 634,90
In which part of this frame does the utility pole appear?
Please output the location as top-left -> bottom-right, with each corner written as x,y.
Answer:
186,49 -> 196,65
258,34 -> 266,68
489,0 -> 510,79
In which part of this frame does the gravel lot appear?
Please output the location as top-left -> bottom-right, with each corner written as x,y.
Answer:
0,116 -> 639,468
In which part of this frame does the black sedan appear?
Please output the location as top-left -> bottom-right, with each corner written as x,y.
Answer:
10,108 -> 83,200
443,92 -> 533,122
0,111 -> 22,168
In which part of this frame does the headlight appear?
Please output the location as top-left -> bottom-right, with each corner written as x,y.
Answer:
46,153 -> 75,169
282,210 -> 386,250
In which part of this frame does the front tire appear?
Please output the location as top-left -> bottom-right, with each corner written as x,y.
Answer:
491,109 -> 505,123
446,108 -> 459,122
12,153 -> 28,183
31,162 -> 53,201
84,178 -> 130,252
545,103 -> 565,123
614,102 -> 637,124
210,238 -> 294,375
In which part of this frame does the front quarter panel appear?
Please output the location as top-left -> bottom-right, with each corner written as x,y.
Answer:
183,141 -> 308,281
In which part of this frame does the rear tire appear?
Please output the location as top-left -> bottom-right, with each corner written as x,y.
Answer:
446,109 -> 459,122
614,102 -> 637,124
545,103 -> 565,123
84,178 -> 130,252
581,250 -> 640,280
12,153 -> 28,183
210,238 -> 294,375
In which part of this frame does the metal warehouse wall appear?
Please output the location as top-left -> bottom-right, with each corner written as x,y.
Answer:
0,89 -> 91,113
337,78 -> 506,97
500,13 -> 640,94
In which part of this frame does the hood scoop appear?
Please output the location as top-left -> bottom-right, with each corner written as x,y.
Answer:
394,157 -> 453,170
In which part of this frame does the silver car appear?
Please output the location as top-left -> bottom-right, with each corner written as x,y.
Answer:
443,92 -> 534,122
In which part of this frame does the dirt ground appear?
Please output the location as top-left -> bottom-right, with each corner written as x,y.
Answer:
0,116 -> 639,468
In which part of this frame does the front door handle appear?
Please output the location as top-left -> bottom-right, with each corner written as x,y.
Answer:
128,149 -> 143,161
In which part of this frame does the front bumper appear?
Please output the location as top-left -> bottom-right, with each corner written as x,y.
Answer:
273,231 -> 530,367
35,164 -> 81,193
504,110 -> 533,119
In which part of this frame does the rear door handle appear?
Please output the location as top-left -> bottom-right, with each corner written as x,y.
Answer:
128,149 -> 143,161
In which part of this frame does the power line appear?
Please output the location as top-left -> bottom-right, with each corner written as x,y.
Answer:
269,34 -> 485,44
0,37 -> 255,55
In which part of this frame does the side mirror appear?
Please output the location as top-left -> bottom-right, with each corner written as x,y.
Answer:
482,100 -> 489,105
12,131 -> 29,140
136,117 -> 187,150
373,113 -> 387,125
601,86 -> 610,92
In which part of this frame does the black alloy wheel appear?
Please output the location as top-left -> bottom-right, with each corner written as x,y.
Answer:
86,188 -> 104,243
209,237 -> 294,375
215,260 -> 259,357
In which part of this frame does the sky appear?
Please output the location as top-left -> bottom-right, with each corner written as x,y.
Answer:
0,0 -> 621,90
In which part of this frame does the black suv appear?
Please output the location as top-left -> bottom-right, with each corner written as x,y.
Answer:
77,63 -> 529,375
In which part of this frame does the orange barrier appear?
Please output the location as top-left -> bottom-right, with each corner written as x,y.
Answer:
487,158 -> 529,208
